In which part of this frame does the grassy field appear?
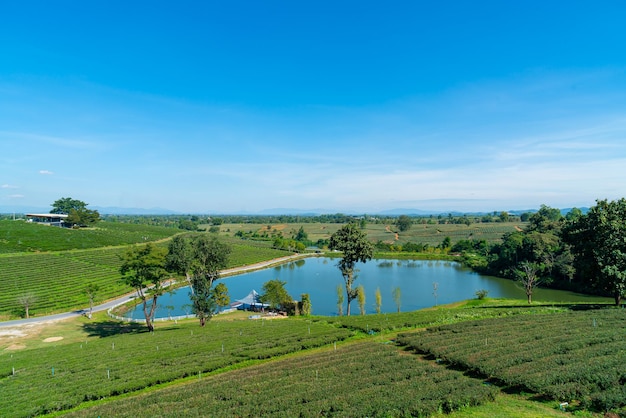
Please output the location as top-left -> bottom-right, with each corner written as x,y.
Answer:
216,221 -> 524,246
1,302 -> 616,417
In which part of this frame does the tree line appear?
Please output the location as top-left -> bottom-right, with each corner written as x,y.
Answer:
453,199 -> 626,305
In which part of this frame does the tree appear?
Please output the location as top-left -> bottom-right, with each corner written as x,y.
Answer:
487,205 -> 574,291
67,207 -> 100,227
294,226 -> 308,242
564,198 -> 626,305
211,282 -> 230,311
165,235 -> 196,291
329,223 -> 374,316
190,277 -> 217,326
17,293 -> 37,319
336,285 -> 344,316
565,207 -> 583,222
50,197 -> 88,214
178,219 -> 199,231
120,244 -> 169,332
300,293 -> 312,316
260,279 -> 292,311
514,261 -> 544,304
392,287 -> 401,313
374,287 -> 382,313
396,215 -> 412,232
51,197 -> 100,226
188,235 -> 231,326
356,284 -> 366,315
526,204 -> 563,233
84,283 -> 100,319
166,234 -> 231,324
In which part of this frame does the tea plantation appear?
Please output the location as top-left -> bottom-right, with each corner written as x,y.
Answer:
1,305 -> 620,417
0,222 -> 291,318
397,308 -> 626,413
63,340 -> 498,418
1,219 -> 623,417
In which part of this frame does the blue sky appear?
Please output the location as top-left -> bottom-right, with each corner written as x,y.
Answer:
1,1 -> 625,214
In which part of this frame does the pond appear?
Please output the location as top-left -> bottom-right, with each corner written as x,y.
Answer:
124,256 -> 609,319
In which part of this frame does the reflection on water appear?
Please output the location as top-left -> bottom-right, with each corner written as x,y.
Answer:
124,256 -> 610,319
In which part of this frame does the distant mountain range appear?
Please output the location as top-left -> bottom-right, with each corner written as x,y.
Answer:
0,205 -> 588,217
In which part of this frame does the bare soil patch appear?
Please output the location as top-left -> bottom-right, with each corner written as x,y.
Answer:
5,344 -> 26,351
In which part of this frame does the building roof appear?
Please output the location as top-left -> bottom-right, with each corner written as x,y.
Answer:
26,213 -> 69,219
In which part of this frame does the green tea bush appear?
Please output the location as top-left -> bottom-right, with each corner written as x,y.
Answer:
0,318 -> 352,417
63,341 -> 497,417
397,309 -> 626,413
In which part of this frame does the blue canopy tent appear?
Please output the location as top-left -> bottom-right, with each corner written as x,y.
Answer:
232,290 -> 269,310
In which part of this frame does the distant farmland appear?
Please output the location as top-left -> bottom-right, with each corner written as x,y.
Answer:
215,221 -> 524,247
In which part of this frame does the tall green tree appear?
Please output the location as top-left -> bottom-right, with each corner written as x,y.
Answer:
51,197 -> 100,226
50,197 -> 88,214
300,293 -> 312,316
67,207 -> 100,227
396,215 -> 412,232
211,283 -> 230,311
189,235 -> 231,326
487,204 -> 574,290
293,226 -> 308,242
120,244 -> 169,332
329,223 -> 374,316
166,234 -> 231,325
564,198 -> 626,305
165,235 -> 196,291
260,279 -> 292,311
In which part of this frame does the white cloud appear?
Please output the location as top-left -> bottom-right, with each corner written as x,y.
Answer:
39,170 -> 54,175
8,194 -> 24,199
1,184 -> 18,189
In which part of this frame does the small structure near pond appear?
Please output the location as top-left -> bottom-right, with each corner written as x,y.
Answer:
231,290 -> 269,311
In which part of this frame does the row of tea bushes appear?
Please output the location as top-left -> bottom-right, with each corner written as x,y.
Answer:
0,318 -> 353,417
64,340 -> 498,417
397,308 -> 626,412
